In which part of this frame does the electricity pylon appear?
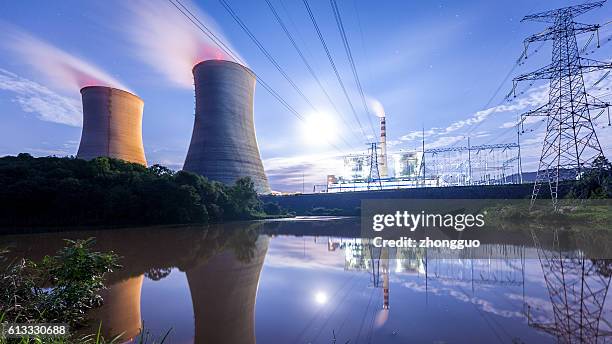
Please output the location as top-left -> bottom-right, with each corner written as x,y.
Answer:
513,1 -> 611,209
367,142 -> 382,190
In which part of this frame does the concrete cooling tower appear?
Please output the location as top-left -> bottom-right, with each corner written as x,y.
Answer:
183,60 -> 270,194
76,86 -> 147,166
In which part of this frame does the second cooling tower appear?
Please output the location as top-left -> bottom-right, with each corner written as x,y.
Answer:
183,60 -> 271,193
76,86 -> 147,166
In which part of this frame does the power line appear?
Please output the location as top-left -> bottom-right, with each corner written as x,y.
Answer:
219,0 -> 319,113
352,0 -> 374,85
448,40 -> 546,150
218,0 -> 356,151
169,0 -> 245,65
302,0 -> 370,139
168,0 -> 348,153
264,0 -> 363,145
330,0 -> 377,138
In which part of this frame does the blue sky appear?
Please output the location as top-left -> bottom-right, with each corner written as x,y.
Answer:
0,0 -> 611,192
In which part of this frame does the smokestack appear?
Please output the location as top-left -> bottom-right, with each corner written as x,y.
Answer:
379,116 -> 388,178
76,86 -> 147,166
183,60 -> 271,193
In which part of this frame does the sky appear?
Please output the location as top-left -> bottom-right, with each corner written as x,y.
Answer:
0,0 -> 611,192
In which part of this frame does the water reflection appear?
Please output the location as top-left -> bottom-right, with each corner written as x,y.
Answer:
88,275 -> 144,341
185,235 -> 268,343
526,231 -> 612,343
0,219 -> 610,343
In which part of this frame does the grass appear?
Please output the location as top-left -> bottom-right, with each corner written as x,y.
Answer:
483,200 -> 611,230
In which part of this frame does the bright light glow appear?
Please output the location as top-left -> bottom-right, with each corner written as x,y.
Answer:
314,291 -> 328,305
301,112 -> 338,146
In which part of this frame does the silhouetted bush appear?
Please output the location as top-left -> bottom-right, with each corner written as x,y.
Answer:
262,202 -> 282,215
0,155 -> 263,227
0,238 -> 119,326
568,156 -> 612,199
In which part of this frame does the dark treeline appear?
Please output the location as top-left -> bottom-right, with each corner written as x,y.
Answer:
0,154 -> 271,227
568,156 -> 612,199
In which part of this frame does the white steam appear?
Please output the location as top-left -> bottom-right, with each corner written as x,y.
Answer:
121,0 -> 243,89
367,97 -> 386,117
0,23 -> 129,92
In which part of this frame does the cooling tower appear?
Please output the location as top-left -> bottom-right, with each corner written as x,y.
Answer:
76,86 -> 147,166
183,60 -> 270,194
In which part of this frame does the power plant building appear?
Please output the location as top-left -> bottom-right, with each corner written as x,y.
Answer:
394,151 -> 423,178
183,60 -> 271,194
76,86 -> 147,166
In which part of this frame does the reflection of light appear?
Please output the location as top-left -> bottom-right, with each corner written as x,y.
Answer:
314,291 -> 328,305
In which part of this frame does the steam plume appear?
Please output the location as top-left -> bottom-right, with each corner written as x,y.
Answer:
367,97 -> 386,117
121,0 -> 242,89
0,24 -> 129,92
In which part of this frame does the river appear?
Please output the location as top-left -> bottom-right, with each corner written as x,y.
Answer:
1,217 -> 611,343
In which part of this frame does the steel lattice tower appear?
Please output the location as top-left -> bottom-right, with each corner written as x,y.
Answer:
367,142 -> 382,190
513,1 -> 611,208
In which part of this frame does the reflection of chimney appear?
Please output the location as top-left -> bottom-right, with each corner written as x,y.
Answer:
185,236 -> 269,344
379,116 -> 388,178
382,248 -> 389,309
86,275 -> 144,341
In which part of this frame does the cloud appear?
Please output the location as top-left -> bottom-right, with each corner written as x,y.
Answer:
398,83 -> 551,145
265,236 -> 346,271
264,152 -> 345,192
426,135 -> 465,149
120,0 -> 243,89
0,23 -> 129,92
400,279 -> 524,319
0,68 -> 82,126
400,128 -> 439,141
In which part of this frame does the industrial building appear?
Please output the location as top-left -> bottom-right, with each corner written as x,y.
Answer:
183,60 -> 271,194
76,86 -> 147,166
325,114 -> 440,192
323,114 -> 520,192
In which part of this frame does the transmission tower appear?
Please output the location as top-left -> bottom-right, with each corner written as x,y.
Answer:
367,142 -> 382,190
513,1 -> 612,208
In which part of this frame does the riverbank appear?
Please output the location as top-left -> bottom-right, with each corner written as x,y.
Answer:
262,182 -> 575,216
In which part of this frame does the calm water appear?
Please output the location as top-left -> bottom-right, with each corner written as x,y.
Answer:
1,217 -> 611,344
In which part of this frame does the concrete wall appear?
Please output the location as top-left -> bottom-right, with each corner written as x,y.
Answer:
76,86 -> 147,166
183,60 -> 270,194
262,182 -> 575,215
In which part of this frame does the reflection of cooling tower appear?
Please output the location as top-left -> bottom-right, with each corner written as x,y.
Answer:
185,236 -> 269,344
183,60 -> 270,194
86,275 -> 144,341
77,86 -> 147,166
